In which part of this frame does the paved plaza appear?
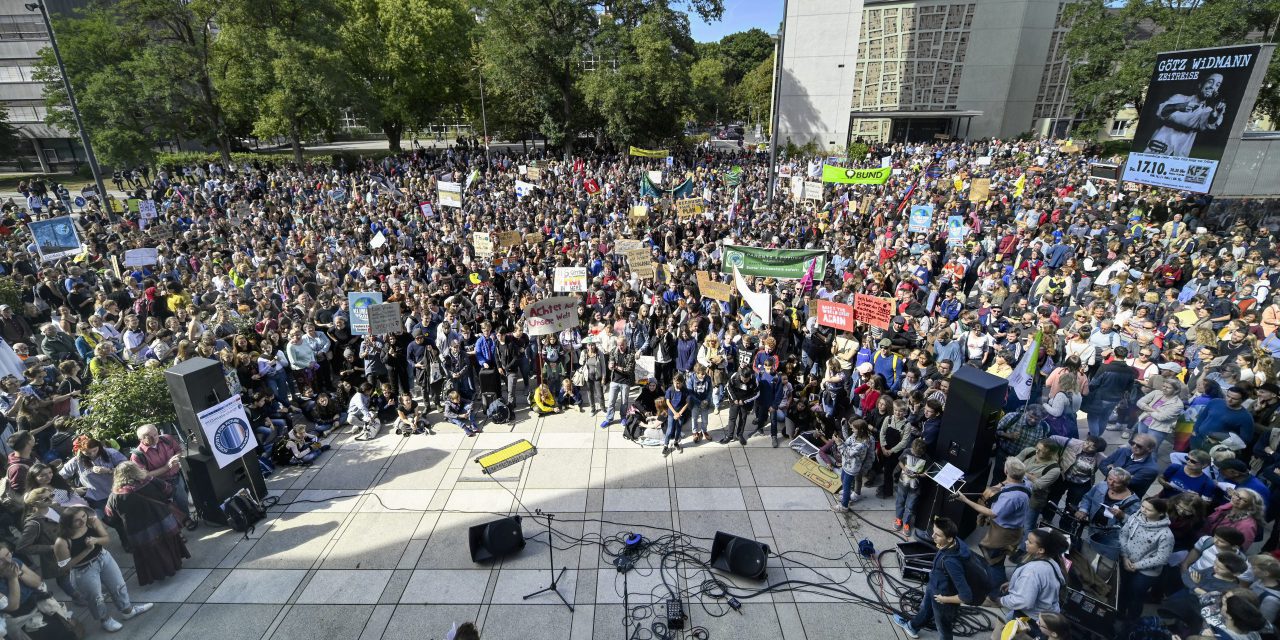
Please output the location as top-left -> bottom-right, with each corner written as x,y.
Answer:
75,404 -> 919,640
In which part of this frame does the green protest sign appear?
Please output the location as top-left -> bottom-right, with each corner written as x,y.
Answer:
720,244 -> 827,280
821,165 -> 891,185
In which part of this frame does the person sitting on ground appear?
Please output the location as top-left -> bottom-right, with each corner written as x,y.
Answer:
443,389 -> 481,436
284,423 -> 330,465
531,381 -> 559,416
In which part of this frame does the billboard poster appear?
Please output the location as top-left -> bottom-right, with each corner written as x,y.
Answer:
1125,44 -> 1263,193
27,216 -> 83,262
347,291 -> 383,335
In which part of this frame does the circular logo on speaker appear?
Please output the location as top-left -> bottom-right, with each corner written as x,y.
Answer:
212,417 -> 252,455
725,251 -> 744,269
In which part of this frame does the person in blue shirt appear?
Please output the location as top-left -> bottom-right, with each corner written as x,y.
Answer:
1156,450 -> 1218,500
1192,386 -> 1255,451
872,339 -> 905,392
1099,434 -> 1160,498
955,458 -> 1031,588
893,517 -> 973,640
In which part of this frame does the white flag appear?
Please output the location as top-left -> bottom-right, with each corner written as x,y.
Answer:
515,180 -> 534,199
733,266 -> 771,326
1007,330 -> 1042,402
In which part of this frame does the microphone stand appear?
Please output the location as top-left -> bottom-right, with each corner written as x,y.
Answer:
521,509 -> 573,611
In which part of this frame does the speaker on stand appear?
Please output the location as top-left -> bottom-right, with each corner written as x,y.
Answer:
912,365 -> 1007,540
164,358 -> 266,524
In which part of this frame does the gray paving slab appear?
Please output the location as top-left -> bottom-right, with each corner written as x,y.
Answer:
267,604 -> 376,640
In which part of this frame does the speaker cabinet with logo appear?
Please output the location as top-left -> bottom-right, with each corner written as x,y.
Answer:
469,516 -> 526,563
182,452 -> 266,526
708,531 -> 769,580
165,357 -> 231,455
935,365 -> 1006,470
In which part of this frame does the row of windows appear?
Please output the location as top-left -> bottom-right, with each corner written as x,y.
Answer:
0,16 -> 45,41
3,105 -> 48,123
0,66 -> 36,83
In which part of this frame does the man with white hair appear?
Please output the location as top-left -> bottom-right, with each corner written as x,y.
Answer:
129,423 -> 190,519
954,458 -> 1032,591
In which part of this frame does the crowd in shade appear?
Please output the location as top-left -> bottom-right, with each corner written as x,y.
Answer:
0,135 -> 1275,639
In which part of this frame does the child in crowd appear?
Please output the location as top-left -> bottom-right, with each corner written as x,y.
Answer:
284,423 -> 330,465
895,438 -> 929,537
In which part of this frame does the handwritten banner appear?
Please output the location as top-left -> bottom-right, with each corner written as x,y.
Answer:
814,300 -> 855,332
969,178 -> 990,203
522,296 -> 579,336
554,267 -> 588,292
472,232 -> 494,258
674,198 -> 704,218
495,230 -> 522,248
624,248 -> 655,279
854,293 -> 892,330
696,271 -> 732,302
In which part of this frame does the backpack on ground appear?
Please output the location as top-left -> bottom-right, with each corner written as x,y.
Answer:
221,488 -> 267,536
486,398 -> 511,424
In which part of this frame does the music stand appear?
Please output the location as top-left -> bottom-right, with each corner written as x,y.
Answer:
473,441 -> 573,612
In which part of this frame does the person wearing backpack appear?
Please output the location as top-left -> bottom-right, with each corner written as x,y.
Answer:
993,528 -> 1069,640
893,516 -> 974,640
954,458 -> 1032,589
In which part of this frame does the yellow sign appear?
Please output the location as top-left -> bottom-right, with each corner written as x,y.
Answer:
674,198 -> 704,218
629,205 -> 649,222
629,146 -> 669,159
495,231 -> 522,248
970,178 -> 991,203
696,271 -> 732,302
793,456 -> 841,494
524,232 -> 545,245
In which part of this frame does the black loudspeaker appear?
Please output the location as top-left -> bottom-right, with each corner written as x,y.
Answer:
935,365 -> 1006,470
913,462 -> 992,540
469,516 -> 526,562
182,452 -> 267,525
165,357 -> 231,456
709,531 -> 770,580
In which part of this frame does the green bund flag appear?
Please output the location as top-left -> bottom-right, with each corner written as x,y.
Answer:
720,244 -> 827,280
821,165 -> 891,185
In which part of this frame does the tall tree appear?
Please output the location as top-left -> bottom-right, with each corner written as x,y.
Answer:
215,0 -> 347,163
734,53 -> 774,131
477,0 -> 596,156
337,0 -> 474,151
36,0 -> 239,167
716,28 -> 773,86
1062,0 -> 1272,135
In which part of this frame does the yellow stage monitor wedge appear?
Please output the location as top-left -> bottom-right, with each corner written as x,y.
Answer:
474,439 -> 538,474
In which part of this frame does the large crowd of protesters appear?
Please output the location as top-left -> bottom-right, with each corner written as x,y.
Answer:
0,133 -> 1274,640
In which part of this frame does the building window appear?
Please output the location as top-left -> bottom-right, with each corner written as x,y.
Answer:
1109,119 -> 1132,137
0,16 -> 45,40
0,66 -> 34,83
3,106 -> 47,123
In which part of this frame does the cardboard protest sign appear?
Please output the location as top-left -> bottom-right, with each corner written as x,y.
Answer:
854,293 -> 892,330
524,232 -> 544,245
473,232 -> 494,258
629,205 -> 649,222
495,231 -> 522,248
814,300 -> 855,332
616,238 -> 644,252
554,267 -> 588,292
438,181 -> 463,208
366,302 -> 403,335
634,355 -> 655,383
624,248 -> 655,278
696,271 -> 732,302
674,198 -> 704,218
123,248 -> 158,267
803,181 -> 824,201
522,296 -> 578,336
969,178 -> 991,203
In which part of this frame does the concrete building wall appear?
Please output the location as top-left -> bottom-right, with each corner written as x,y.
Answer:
777,0 -> 864,150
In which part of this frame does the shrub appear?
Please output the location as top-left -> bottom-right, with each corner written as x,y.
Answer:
0,278 -> 20,309
81,366 -> 176,444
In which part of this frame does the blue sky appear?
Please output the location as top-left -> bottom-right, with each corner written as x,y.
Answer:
688,0 -> 782,42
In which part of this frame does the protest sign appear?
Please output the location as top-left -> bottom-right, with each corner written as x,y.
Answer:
790,176 -> 804,203
522,296 -> 578,336
629,205 -> 649,222
908,205 -> 933,233
137,200 -> 158,229
527,166 -> 543,181
197,395 -> 257,469
495,231 -> 522,248
370,232 -> 387,249
366,302 -> 403,335
696,271 -> 732,302
554,267 -> 588,292
629,146 -> 669,159
803,181 -> 824,201
969,178 -> 991,203
624,248 -> 655,278
473,232 -> 494,258
616,238 -> 644,252
419,202 -> 434,217
438,181 -> 463,208
821,165 -> 891,185
123,248 -> 158,267
634,355 -> 656,382
947,215 -> 967,246
675,198 -> 704,218
27,216 -> 83,262
524,232 -> 544,245
720,244 -> 827,280
814,300 -> 855,332
515,180 -> 534,199
347,291 -> 383,335
793,457 -> 841,494
854,294 -> 892,330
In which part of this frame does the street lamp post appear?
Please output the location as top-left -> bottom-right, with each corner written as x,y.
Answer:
27,1 -> 109,207
765,0 -> 789,211
478,64 -> 490,162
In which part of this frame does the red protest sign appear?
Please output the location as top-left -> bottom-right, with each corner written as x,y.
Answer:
854,294 -> 892,330
814,300 -> 855,332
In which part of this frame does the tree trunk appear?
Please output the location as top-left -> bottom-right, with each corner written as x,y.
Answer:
290,122 -> 304,165
383,120 -> 403,152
